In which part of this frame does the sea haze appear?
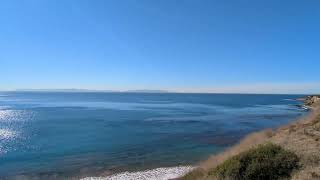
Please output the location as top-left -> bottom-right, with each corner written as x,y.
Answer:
0,92 -> 307,178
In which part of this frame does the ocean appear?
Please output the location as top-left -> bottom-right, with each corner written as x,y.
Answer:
0,92 -> 307,179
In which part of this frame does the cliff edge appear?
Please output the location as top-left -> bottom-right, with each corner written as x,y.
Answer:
181,95 -> 320,180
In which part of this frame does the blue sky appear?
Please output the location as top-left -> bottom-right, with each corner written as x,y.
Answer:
1,0 -> 319,93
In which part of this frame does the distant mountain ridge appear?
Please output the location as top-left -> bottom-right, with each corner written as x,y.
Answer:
125,90 -> 169,93
15,89 -> 170,93
15,89 -> 116,92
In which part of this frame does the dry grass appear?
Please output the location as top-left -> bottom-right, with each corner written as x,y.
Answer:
179,129 -> 274,180
271,109 -> 320,180
181,100 -> 320,180
199,129 -> 274,171
209,143 -> 299,180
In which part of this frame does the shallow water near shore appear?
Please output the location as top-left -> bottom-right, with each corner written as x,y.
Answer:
0,92 -> 307,179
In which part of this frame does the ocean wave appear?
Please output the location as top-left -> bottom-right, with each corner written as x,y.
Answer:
283,98 -> 297,101
81,166 -> 194,180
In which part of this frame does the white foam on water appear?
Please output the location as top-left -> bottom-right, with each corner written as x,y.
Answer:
81,166 -> 194,180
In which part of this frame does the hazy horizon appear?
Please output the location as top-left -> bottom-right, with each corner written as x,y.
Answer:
2,83 -> 319,95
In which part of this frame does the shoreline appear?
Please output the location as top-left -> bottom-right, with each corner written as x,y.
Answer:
181,95 -> 320,179
81,166 -> 194,180
0,94 -> 312,180
80,97 -> 315,180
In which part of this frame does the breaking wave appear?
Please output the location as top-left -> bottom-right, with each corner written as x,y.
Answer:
81,166 -> 194,180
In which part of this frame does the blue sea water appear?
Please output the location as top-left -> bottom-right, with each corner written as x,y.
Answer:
0,92 -> 307,178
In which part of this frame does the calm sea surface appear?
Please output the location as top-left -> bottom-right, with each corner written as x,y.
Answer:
0,92 -> 307,178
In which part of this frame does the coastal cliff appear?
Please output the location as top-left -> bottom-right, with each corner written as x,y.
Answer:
304,95 -> 320,107
181,95 -> 320,180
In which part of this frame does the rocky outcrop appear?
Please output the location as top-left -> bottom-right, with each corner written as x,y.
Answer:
304,95 -> 320,107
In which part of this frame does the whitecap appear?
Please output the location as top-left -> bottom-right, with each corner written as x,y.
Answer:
81,166 -> 194,180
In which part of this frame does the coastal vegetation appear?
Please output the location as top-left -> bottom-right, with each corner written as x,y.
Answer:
181,95 -> 320,180
181,144 -> 299,180
209,143 -> 299,180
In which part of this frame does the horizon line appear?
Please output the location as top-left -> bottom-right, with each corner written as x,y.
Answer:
0,88 -> 314,95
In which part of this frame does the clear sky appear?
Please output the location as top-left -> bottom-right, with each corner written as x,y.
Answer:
1,0 -> 319,93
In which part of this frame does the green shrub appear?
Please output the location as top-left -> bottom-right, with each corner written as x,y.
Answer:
209,143 -> 299,180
